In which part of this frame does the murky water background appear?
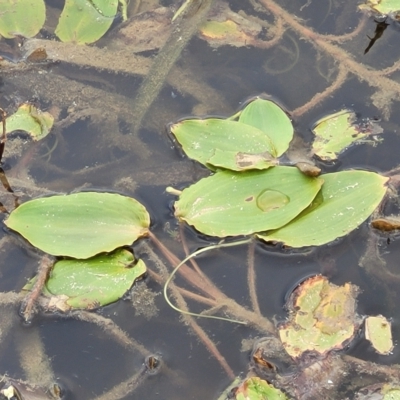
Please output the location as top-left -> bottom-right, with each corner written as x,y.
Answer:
1,0 -> 400,398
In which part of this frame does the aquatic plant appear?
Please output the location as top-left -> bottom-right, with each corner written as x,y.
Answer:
1,0 -> 400,399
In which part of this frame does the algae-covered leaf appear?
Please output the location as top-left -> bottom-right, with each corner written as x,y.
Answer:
6,104 -> 54,141
354,384 -> 400,400
174,166 -> 323,237
5,192 -> 150,259
0,0 -> 45,39
365,315 -> 393,355
258,170 -> 388,247
170,118 -> 276,171
279,275 -> 359,358
235,377 -> 288,400
55,0 -> 119,44
312,110 -> 382,161
23,249 -> 146,311
239,98 -> 293,157
359,0 -> 400,16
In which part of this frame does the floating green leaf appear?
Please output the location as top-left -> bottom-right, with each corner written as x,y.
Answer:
239,98 -> 293,157
311,110 -> 382,161
5,192 -> 150,258
174,166 -> 323,237
365,315 -> 393,355
6,104 -> 54,141
170,118 -> 276,171
258,170 -> 388,247
55,0 -> 119,44
235,377 -> 288,400
279,275 -> 359,358
23,249 -> 146,311
359,0 -> 400,15
0,0 -> 45,39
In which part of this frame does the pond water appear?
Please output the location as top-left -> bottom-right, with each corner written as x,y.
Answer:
1,0 -> 400,399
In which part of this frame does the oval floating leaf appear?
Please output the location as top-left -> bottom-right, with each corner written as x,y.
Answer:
311,110 -> 383,161
6,103 -> 54,141
23,249 -> 146,311
365,315 -> 393,355
55,0 -> 119,44
171,118 -> 276,171
279,276 -> 359,358
239,98 -> 293,157
5,192 -> 150,258
0,0 -> 45,39
235,377 -> 288,400
258,170 -> 388,247
174,166 -> 323,237
359,0 -> 400,16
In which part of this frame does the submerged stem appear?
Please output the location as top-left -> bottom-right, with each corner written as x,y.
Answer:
163,239 -> 252,324
130,0 -> 214,136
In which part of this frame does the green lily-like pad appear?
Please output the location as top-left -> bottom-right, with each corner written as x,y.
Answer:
23,249 -> 146,311
55,0 -> 119,44
365,315 -> 393,355
6,103 -> 54,141
0,0 -> 45,39
279,275 -> 359,358
174,166 -> 323,237
235,377 -> 288,400
239,98 -> 293,157
258,170 -> 388,247
359,0 -> 400,15
311,110 -> 382,161
170,118 -> 277,171
5,192 -> 150,259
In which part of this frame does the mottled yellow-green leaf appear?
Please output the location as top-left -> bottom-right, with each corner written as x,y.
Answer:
6,104 -> 54,141
279,276 -> 359,358
235,377 -> 288,400
365,315 -> 393,355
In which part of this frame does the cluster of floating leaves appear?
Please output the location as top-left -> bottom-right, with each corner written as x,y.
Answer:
170,97 -> 388,247
0,0 -> 125,44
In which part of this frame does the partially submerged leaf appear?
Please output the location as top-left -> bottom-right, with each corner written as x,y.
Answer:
23,249 -> 146,311
171,118 -> 276,171
279,275 -> 359,358
311,110 -> 382,161
6,103 -> 54,141
365,315 -> 393,355
359,0 -> 400,16
174,166 -> 323,237
239,98 -> 294,157
371,216 -> 400,231
5,192 -> 150,258
258,170 -> 388,247
0,0 -> 45,39
55,0 -> 119,44
235,377 -> 288,400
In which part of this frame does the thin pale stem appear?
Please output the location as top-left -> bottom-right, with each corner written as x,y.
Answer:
247,241 -> 261,316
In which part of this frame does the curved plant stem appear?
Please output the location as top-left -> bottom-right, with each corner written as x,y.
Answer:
139,240 -> 235,378
163,239 -> 251,324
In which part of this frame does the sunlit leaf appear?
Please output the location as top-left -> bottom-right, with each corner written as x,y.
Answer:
6,104 -> 54,141
55,0 -> 119,44
0,0 -> 45,39
311,110 -> 382,161
239,98 -> 293,157
170,118 -> 276,171
174,166 -> 323,237
23,249 -> 146,311
235,377 -> 288,400
359,0 -> 400,16
258,170 -> 388,247
279,275 -> 359,358
365,315 -> 393,355
5,192 -> 150,258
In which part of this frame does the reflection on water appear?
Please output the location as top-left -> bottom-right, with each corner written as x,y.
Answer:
1,0 -> 400,398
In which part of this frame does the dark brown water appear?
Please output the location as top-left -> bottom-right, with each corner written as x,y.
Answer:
1,0 -> 400,398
